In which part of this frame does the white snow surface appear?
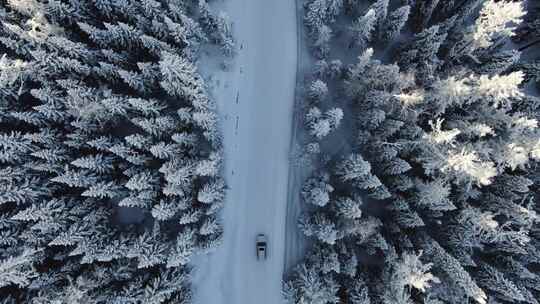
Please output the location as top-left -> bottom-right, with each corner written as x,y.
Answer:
192,0 -> 298,303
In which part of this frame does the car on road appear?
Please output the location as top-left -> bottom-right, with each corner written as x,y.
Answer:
256,234 -> 267,260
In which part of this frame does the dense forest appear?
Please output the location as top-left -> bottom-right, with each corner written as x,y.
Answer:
3,0 -> 540,303
285,0 -> 540,303
0,0 -> 232,302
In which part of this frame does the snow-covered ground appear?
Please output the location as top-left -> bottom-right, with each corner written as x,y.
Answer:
192,0 -> 297,303
284,0 -> 311,274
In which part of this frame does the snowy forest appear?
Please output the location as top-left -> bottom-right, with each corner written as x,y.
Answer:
0,0 -> 233,302
2,0 -> 540,303
285,0 -> 540,304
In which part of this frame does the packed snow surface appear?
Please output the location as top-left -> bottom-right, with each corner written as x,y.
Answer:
192,0 -> 297,303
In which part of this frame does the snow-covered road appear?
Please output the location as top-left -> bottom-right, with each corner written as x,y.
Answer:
192,0 -> 297,303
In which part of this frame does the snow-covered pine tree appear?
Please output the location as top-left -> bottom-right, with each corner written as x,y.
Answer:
349,8 -> 376,49
382,5 -> 410,43
513,4 -> 540,85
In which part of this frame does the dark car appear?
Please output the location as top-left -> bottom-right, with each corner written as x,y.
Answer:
256,234 -> 267,260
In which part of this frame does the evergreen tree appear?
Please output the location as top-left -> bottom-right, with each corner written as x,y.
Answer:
0,249 -> 38,288
349,9 -> 376,49
383,5 -> 410,42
